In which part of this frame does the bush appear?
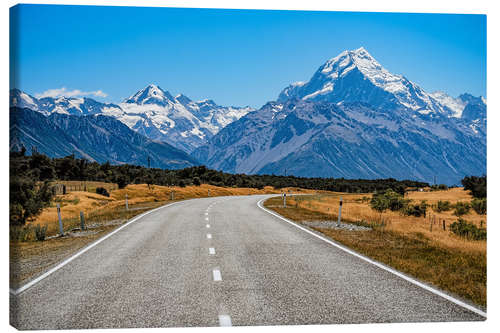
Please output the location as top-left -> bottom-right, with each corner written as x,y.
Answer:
402,201 -> 428,217
453,202 -> 470,216
450,218 -> 486,240
471,198 -> 486,215
34,224 -> 48,241
435,200 -> 452,212
193,177 -> 201,186
370,190 -> 409,213
430,184 -> 448,191
95,187 -> 110,197
10,226 -> 32,242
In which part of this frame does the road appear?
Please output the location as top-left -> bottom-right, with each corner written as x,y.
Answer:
10,195 -> 485,329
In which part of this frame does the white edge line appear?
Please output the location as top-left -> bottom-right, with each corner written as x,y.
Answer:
10,200 -> 186,296
257,197 -> 487,318
213,269 -> 222,281
218,314 -> 232,327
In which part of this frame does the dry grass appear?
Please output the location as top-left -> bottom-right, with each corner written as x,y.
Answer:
282,188 -> 486,254
264,196 -> 486,307
48,180 -> 119,193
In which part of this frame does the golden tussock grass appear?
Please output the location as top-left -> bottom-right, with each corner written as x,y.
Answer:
284,188 -> 486,254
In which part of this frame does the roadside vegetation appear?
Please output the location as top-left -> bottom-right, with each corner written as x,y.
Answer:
264,177 -> 487,307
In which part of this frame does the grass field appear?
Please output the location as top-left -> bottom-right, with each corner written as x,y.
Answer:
282,188 -> 486,254
264,188 -> 486,307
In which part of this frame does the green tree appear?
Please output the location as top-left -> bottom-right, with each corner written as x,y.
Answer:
10,177 -> 53,226
461,176 -> 486,199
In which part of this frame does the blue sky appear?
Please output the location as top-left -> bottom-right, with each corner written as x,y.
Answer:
10,4 -> 486,108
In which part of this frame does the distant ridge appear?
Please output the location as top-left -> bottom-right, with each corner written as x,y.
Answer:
10,107 -> 198,169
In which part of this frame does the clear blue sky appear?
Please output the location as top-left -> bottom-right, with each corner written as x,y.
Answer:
10,4 -> 486,108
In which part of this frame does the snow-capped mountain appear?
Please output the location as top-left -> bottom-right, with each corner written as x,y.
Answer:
429,91 -> 487,119
109,84 -> 254,152
10,85 -> 254,153
278,47 -> 470,117
10,89 -> 122,116
195,47 -> 486,185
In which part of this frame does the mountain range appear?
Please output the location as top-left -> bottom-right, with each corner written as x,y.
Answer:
10,107 -> 198,169
10,47 -> 486,184
194,47 -> 486,185
10,85 -> 253,153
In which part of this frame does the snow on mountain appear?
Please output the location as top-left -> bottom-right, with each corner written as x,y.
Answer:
10,89 -> 41,113
429,91 -> 466,117
108,84 -> 254,152
10,84 -> 254,153
278,47 -> 455,117
124,84 -> 175,106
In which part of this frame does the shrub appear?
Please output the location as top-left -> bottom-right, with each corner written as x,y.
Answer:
10,226 -> 32,242
471,198 -> 486,215
95,187 -> 110,197
430,184 -> 448,191
450,218 -> 486,240
453,202 -> 470,216
193,177 -> 201,186
34,224 -> 48,241
370,190 -> 409,213
435,200 -> 452,212
402,201 -> 428,217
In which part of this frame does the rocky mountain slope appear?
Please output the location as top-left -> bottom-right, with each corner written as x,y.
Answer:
10,107 -> 198,169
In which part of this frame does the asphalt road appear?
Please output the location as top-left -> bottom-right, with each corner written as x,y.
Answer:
10,195 -> 485,329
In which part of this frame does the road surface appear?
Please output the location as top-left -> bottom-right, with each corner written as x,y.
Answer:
10,195 -> 485,329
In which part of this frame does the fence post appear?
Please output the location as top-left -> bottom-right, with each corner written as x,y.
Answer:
57,204 -> 64,236
430,215 -> 433,232
337,196 -> 343,227
443,219 -> 446,231
80,211 -> 85,230
208,189 -> 210,197
171,191 -> 174,201
283,193 -> 286,208
125,194 -> 129,211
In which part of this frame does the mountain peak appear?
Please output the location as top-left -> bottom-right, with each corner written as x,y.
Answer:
124,84 -> 174,106
277,47 -> 446,114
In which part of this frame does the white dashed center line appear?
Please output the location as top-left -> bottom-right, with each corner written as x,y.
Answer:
213,269 -> 222,281
207,233 -> 212,239
209,247 -> 215,255
205,217 -> 209,221
218,315 -> 232,326
206,224 -> 210,228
